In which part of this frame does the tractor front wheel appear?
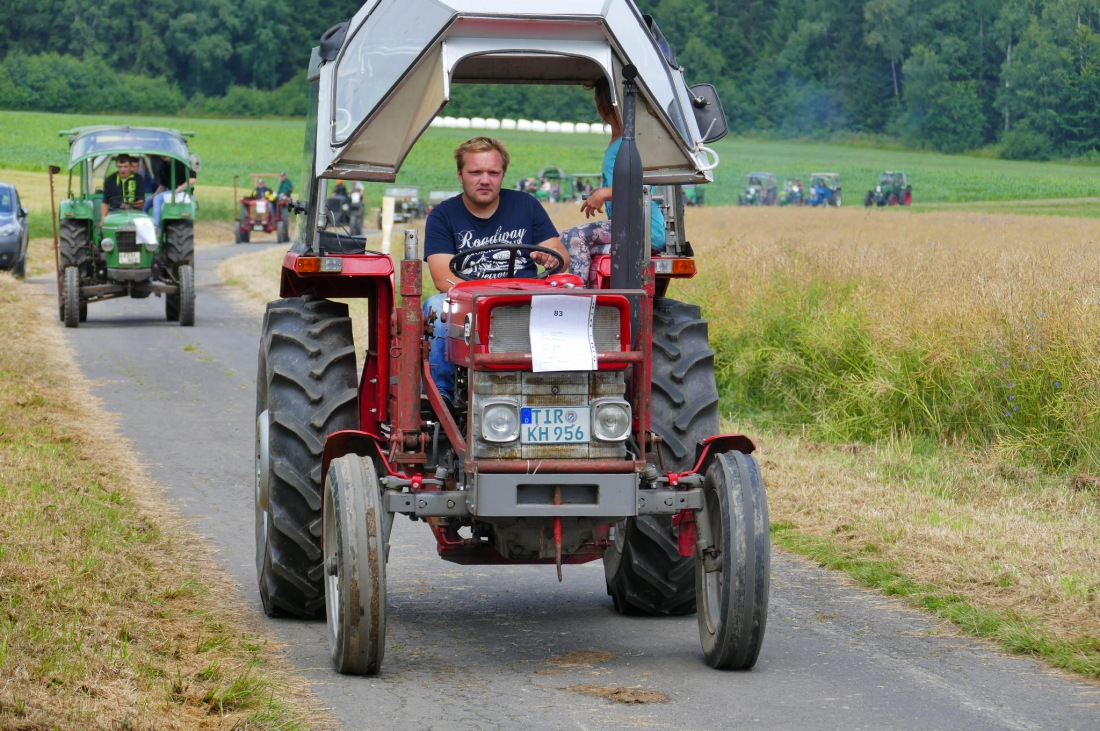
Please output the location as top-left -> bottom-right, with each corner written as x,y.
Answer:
177,264 -> 195,326
165,220 -> 194,276
696,450 -> 770,670
59,220 -> 89,271
324,455 -> 387,675
255,297 -> 358,618
62,266 -> 81,328
277,219 -> 289,244
604,298 -> 720,616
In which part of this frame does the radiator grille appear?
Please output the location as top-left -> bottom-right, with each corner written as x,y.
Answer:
116,230 -> 139,252
488,304 -> 621,353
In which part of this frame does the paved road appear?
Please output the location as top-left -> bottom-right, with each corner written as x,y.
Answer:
51,243 -> 1099,730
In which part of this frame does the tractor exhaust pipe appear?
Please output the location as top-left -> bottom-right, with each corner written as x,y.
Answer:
609,66 -> 644,293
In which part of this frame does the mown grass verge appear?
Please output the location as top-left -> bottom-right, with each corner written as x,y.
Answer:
0,274 -> 326,729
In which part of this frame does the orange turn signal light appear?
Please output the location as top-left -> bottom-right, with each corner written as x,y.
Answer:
295,256 -> 321,273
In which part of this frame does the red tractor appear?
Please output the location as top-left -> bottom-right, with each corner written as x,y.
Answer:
254,0 -> 769,675
235,173 -> 292,243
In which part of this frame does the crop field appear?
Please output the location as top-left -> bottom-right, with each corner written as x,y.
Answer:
6,109 -> 1100,218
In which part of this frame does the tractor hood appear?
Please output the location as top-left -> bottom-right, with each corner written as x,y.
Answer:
314,0 -> 719,184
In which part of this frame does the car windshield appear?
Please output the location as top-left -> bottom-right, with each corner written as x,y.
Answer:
385,187 -> 419,197
0,189 -> 12,214
69,127 -> 189,168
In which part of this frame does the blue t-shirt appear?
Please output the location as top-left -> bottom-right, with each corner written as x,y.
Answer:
602,138 -> 667,250
424,189 -> 559,280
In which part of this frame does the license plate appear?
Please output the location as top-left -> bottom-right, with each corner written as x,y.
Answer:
118,251 -> 141,265
521,406 -> 590,444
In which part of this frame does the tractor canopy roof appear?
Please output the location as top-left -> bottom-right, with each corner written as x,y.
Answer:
811,172 -> 840,184
880,171 -> 908,182
314,0 -> 724,184
747,172 -> 775,184
61,126 -> 193,169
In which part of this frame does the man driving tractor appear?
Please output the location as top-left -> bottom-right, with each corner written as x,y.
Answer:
101,154 -> 145,225
423,136 -> 570,404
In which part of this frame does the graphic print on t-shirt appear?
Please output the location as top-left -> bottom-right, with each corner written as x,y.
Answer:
454,224 -> 532,279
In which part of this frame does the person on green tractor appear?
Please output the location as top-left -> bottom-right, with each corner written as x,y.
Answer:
152,155 -> 196,227
101,154 -> 145,225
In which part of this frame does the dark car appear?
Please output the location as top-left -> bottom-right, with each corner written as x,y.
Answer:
0,182 -> 29,278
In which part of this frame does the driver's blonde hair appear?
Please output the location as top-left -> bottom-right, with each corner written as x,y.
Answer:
454,137 -> 510,173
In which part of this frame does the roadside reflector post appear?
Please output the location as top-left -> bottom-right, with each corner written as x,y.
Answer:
381,196 -> 396,254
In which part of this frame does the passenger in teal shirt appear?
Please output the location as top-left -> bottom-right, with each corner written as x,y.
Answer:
560,77 -> 666,287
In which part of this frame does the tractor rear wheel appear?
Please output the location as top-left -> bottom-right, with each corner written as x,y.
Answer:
165,221 -> 194,276
62,266 -> 81,328
177,264 -> 195,326
888,193 -> 899,206
604,298 -> 720,616
324,455 -> 387,674
59,220 -> 89,271
255,297 -> 358,618
696,450 -> 769,669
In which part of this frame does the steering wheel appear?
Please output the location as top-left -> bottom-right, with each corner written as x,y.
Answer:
449,243 -> 566,281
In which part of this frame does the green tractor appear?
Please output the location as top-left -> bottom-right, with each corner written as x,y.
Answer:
737,172 -> 778,206
864,171 -> 912,207
54,126 -> 199,328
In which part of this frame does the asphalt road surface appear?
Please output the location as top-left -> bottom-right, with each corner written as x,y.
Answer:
51,243 -> 1099,731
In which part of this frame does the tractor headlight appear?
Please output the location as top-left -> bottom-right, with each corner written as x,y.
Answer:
480,399 -> 520,443
592,398 -> 631,442
101,237 -> 115,252
144,238 -> 159,252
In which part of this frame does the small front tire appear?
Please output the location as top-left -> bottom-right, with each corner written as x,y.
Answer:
62,266 -> 81,329
178,264 -> 195,326
324,455 -> 387,675
697,451 -> 770,670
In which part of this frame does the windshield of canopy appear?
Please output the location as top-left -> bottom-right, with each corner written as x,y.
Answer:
69,128 -> 190,168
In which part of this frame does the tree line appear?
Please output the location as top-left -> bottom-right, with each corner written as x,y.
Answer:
0,0 -> 1096,159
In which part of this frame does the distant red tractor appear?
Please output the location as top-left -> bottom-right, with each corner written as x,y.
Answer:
235,173 -> 292,243
254,1 -> 769,676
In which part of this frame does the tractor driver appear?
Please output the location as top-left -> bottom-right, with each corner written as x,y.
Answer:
101,154 -> 146,225
250,178 -> 276,223
423,136 -> 570,405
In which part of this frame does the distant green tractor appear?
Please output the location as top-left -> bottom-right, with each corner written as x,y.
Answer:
737,172 -> 778,206
864,171 -> 912,207
55,126 -> 198,327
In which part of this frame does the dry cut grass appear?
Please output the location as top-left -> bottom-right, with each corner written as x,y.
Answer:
682,206 -> 1100,670
0,275 -> 329,729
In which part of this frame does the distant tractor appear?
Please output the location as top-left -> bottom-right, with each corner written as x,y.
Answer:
53,125 -> 198,327
737,172 -> 778,206
807,172 -> 841,207
865,171 -> 912,207
376,184 -> 423,229
779,178 -> 804,206
235,173 -> 292,244
683,184 -> 706,206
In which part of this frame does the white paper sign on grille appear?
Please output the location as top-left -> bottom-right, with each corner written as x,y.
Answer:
529,295 -> 596,372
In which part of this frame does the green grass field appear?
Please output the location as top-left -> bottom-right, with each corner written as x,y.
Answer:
5,109 -> 1100,215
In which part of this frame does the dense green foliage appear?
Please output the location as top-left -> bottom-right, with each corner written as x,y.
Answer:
2,1 -> 1100,159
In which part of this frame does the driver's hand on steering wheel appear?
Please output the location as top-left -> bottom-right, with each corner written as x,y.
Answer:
529,249 -> 556,267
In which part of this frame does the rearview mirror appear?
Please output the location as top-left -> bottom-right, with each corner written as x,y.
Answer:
689,83 -> 728,143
